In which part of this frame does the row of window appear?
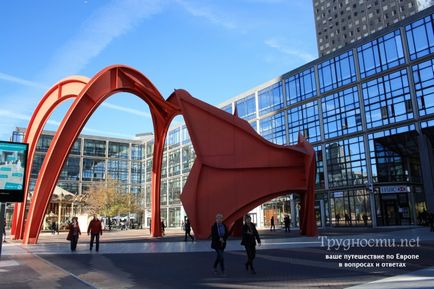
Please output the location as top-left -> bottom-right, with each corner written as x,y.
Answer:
225,14 -> 433,120
35,136 -> 143,159
316,122 -> 424,189
216,59 -> 433,146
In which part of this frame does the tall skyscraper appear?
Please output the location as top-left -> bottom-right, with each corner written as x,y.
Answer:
313,0 -> 433,56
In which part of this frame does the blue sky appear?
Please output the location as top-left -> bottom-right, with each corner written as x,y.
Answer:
0,0 -> 317,141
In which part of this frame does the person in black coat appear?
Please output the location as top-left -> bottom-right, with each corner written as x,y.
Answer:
241,215 -> 261,274
211,213 -> 228,275
184,218 -> 194,241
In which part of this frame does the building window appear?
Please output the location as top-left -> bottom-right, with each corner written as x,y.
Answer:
258,82 -> 284,116
362,69 -> 412,128
84,139 -> 106,157
413,59 -> 434,116
168,178 -> 181,205
326,136 -> 367,188
322,86 -> 362,139
285,67 -> 317,105
181,126 -> 191,144
221,104 -> 232,114
146,141 -> 154,158
357,29 -> 405,78
70,139 -> 81,155
36,135 -> 53,152
318,50 -> 356,93
168,150 -> 181,177
131,144 -> 143,160
259,112 -> 286,145
145,159 -> 152,182
406,15 -> 434,60
108,142 -> 129,159
314,145 -> 325,189
167,128 -> 180,148
107,159 -> 128,183
368,124 -> 419,183
182,145 -> 195,173
236,94 -> 257,121
82,158 -> 105,181
130,161 -> 143,184
287,101 -> 321,144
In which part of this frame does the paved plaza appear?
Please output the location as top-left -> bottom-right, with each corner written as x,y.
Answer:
1,226 -> 434,288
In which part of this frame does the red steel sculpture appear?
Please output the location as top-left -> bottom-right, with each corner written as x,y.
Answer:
18,65 -> 316,244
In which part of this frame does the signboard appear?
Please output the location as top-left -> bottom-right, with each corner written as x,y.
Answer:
380,185 -> 409,194
0,141 -> 28,202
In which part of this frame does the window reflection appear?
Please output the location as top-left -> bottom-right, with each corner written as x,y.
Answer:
322,86 -> 362,139
288,101 -> 320,144
362,69 -> 412,128
358,30 -> 405,79
406,15 -> 434,60
286,67 -> 317,105
326,136 -> 367,188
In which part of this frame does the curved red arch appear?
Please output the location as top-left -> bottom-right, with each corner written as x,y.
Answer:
11,76 -> 89,240
23,65 -> 180,244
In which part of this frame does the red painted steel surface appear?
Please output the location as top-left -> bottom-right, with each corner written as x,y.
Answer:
11,76 -> 89,240
175,89 -> 317,238
20,65 -> 316,244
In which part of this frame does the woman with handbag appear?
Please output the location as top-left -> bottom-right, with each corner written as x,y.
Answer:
67,217 -> 81,251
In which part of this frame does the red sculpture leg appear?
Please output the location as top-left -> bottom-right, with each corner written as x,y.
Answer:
11,76 -> 89,240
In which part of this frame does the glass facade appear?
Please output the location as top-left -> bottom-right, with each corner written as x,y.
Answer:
287,101 -> 320,144
286,67 -> 317,105
357,30 -> 405,79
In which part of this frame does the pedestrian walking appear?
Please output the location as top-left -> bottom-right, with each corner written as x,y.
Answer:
161,220 -> 166,236
51,221 -> 56,234
428,212 -> 434,232
284,214 -> 290,232
87,215 -> 103,252
67,217 -> 81,251
211,213 -> 228,275
2,219 -> 6,242
184,218 -> 194,241
270,216 -> 275,231
241,215 -> 261,274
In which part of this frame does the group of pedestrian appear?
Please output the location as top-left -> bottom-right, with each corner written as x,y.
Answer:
64,212 -> 263,275
66,215 -> 103,252
211,213 -> 261,276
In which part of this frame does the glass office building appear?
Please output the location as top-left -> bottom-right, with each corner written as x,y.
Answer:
11,7 -> 434,230
11,128 -> 152,228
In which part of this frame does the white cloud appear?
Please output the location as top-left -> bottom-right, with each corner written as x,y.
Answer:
101,102 -> 152,118
265,38 -> 315,62
0,72 -> 48,90
175,0 -> 237,30
40,0 -> 165,80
